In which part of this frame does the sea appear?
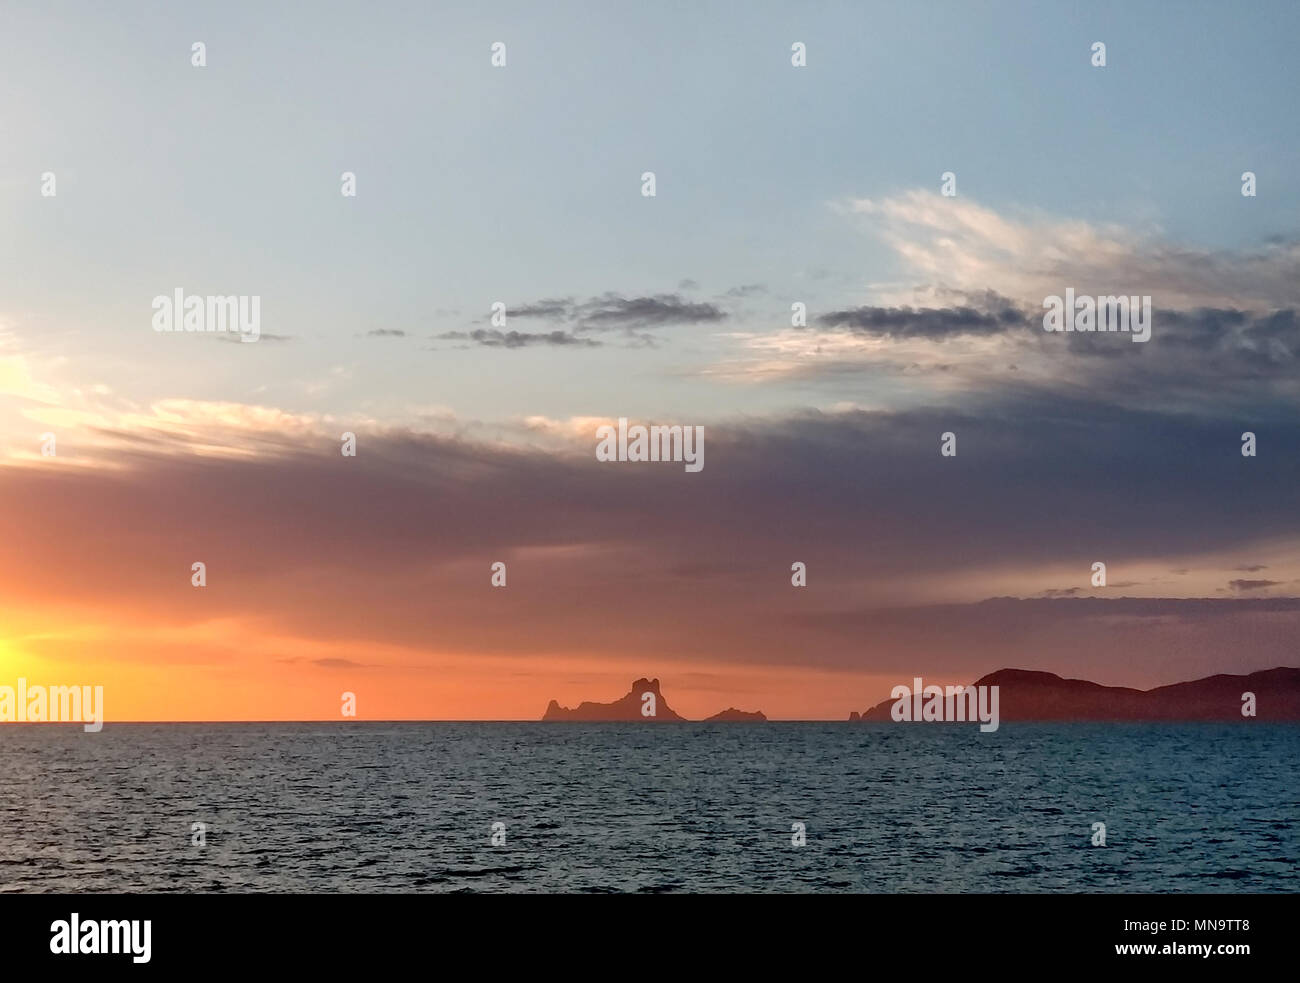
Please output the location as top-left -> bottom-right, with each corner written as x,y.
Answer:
1,722 -> 1296,893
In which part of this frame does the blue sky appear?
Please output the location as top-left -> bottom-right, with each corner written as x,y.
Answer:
4,0 -> 1298,427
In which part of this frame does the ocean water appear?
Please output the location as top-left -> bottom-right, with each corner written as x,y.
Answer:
1,722 -> 1296,893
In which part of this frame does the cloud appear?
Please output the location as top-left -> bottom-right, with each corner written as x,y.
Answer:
787,596 -> 1300,683
490,293 -> 726,331
574,293 -> 727,329
367,329 -> 407,338
713,191 -> 1300,414
0,353 -> 61,403
842,189 -> 1300,311
734,303 -> 1300,410
1228,579 -> 1282,592
214,332 -> 293,343
508,299 -> 573,319
436,329 -> 601,349
817,302 -> 1027,339
429,293 -> 727,351
2,397 -> 1298,686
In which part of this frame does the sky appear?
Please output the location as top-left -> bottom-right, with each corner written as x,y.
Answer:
1,1 -> 1298,719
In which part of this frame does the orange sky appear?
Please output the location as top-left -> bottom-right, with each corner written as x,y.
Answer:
3,367 -> 1299,722
4,2 -> 1300,724
0,604 -> 916,719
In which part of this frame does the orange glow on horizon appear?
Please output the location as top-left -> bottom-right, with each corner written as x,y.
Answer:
0,605 -> 903,721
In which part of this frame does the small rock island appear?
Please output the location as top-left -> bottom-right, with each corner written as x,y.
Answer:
542,677 -> 766,722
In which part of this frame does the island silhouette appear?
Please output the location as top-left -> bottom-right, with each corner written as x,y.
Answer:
851,667 -> 1300,722
541,667 -> 1300,722
542,677 -> 766,721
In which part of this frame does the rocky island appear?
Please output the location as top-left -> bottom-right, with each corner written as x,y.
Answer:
542,677 -> 765,722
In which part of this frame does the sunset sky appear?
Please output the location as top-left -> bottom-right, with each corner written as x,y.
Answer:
2,1 -> 1299,720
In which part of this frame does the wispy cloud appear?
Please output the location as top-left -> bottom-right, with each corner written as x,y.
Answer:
436,328 -> 601,349
1228,578 -> 1283,592
842,189 -> 1300,311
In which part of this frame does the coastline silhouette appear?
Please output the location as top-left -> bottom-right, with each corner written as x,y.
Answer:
540,667 -> 1300,722
852,667 -> 1300,722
